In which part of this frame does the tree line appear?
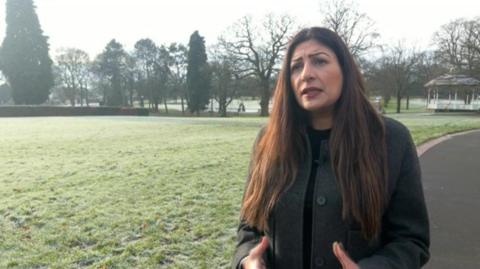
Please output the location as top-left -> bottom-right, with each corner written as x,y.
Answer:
1,0 -> 480,115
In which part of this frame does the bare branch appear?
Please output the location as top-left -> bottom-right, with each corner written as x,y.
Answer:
214,14 -> 297,115
321,0 -> 379,59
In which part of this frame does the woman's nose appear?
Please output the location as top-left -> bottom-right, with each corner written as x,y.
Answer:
300,62 -> 314,81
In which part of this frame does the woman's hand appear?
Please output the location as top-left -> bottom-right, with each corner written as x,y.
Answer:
333,241 -> 359,269
242,236 -> 269,269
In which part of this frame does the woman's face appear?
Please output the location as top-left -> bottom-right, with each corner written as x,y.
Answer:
289,40 -> 343,116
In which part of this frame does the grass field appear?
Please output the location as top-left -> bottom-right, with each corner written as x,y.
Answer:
0,113 -> 479,268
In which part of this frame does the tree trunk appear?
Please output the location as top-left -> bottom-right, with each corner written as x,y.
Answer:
80,88 -> 84,107
396,90 -> 401,113
129,90 -> 134,107
221,104 -> 227,117
406,94 -> 410,110
259,80 -> 270,116
219,95 -> 227,117
154,99 -> 159,112
163,98 -> 169,114
102,88 -> 106,106
86,87 -> 89,107
150,88 -> 154,111
210,99 -> 214,115
181,96 -> 185,115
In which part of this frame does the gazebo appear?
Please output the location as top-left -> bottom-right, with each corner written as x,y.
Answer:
424,74 -> 480,111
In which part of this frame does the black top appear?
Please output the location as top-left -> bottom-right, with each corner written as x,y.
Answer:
304,127 -> 331,269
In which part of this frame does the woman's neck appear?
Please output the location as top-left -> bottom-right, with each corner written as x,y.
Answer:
310,111 -> 333,130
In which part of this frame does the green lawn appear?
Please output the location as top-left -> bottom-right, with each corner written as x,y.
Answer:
387,113 -> 480,144
0,114 -> 479,268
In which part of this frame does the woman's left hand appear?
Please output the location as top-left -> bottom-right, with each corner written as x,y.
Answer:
333,242 -> 359,269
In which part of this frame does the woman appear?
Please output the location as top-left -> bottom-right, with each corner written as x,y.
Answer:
232,27 -> 429,269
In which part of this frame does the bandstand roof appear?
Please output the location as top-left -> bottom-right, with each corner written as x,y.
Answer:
424,74 -> 480,88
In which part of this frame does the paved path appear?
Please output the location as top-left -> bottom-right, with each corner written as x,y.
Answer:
420,130 -> 480,269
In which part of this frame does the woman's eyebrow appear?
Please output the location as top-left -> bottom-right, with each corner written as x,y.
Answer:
291,51 -> 331,63
310,51 -> 330,57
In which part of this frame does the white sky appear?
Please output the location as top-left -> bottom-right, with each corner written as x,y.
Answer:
0,0 -> 479,59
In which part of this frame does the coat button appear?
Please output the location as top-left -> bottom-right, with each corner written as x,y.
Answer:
315,257 -> 325,267
316,195 -> 327,206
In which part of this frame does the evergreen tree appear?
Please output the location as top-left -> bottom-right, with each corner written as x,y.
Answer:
0,0 -> 53,104
95,39 -> 128,106
186,31 -> 211,114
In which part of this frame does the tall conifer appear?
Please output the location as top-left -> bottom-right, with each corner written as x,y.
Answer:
0,0 -> 53,104
186,31 -> 211,114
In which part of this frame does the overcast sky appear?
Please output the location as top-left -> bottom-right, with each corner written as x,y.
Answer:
0,0 -> 479,59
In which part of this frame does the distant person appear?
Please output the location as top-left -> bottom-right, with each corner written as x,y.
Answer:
232,27 -> 429,269
238,102 -> 246,113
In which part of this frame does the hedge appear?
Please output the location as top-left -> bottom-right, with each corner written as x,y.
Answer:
0,106 -> 149,117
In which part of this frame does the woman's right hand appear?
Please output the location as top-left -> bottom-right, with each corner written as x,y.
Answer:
242,236 -> 269,269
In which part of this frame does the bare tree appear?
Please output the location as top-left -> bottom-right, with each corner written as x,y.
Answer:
55,48 -> 90,106
385,43 -> 420,113
210,60 -> 237,117
209,44 -> 240,117
363,60 -> 393,107
219,14 -> 296,116
416,51 -> 447,83
154,45 -> 171,114
133,38 -> 158,110
365,43 -> 421,113
321,0 -> 379,59
168,43 -> 188,114
122,54 -> 137,107
469,17 -> 480,56
460,18 -> 480,75
433,17 -> 480,76
433,19 -> 466,73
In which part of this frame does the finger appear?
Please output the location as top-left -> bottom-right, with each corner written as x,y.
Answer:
333,241 -> 356,268
258,259 -> 267,269
333,242 -> 346,268
243,258 -> 266,269
249,236 -> 269,258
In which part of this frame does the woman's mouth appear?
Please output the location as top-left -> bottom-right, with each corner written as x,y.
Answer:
302,87 -> 322,99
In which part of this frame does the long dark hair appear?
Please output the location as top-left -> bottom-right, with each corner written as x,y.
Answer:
241,27 -> 388,240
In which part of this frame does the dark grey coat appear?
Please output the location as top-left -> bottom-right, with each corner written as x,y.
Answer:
232,118 -> 430,269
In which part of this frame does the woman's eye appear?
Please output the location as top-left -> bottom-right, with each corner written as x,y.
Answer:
291,63 -> 302,72
313,58 -> 327,65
